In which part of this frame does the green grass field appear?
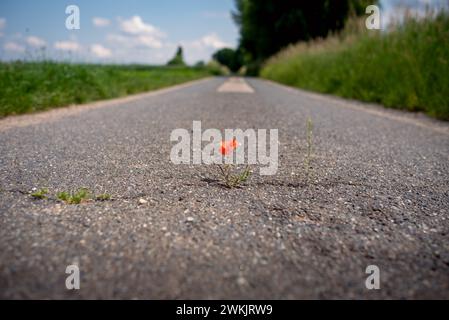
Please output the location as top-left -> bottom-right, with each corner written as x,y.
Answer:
0,62 -> 214,117
261,12 -> 449,120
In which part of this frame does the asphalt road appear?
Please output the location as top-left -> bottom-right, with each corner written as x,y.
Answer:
0,77 -> 448,299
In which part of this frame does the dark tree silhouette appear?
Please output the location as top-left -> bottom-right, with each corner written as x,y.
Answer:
233,0 -> 378,74
212,48 -> 244,73
167,46 -> 186,66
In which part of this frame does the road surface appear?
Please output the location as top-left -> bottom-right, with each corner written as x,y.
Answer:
0,77 -> 448,299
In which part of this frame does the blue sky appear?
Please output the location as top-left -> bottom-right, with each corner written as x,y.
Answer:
0,0 -> 238,64
0,0 -> 447,64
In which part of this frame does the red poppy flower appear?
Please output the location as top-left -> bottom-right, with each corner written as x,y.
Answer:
219,138 -> 238,155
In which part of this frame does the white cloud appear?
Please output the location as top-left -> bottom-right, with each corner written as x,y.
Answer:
104,33 -> 176,64
115,47 -> 176,64
93,17 -> 110,27
26,36 -> 46,47
191,33 -> 230,50
119,16 -> 164,37
136,35 -> 163,48
91,44 -> 112,58
104,16 -> 166,57
106,34 -> 128,45
180,33 -> 233,64
54,41 -> 81,51
4,41 -> 25,53
107,33 -> 163,49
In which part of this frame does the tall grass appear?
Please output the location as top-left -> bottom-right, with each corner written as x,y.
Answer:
261,11 -> 449,120
0,62 -> 213,117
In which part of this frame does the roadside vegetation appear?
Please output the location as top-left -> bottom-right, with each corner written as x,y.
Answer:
261,12 -> 449,120
231,0 -> 373,75
0,62 -> 216,117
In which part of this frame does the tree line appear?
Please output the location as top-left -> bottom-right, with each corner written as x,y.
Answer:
213,0 -> 377,75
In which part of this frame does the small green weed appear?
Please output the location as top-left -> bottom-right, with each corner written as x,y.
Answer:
217,164 -> 252,189
31,188 -> 49,199
57,188 -> 92,204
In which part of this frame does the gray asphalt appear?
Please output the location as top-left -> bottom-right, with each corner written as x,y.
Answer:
0,77 -> 448,299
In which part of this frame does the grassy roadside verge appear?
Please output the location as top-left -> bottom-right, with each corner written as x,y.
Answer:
0,62 -> 215,117
261,12 -> 449,120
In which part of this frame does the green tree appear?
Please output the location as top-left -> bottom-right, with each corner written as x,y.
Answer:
194,60 -> 205,68
167,46 -> 186,66
233,0 -> 378,74
212,48 -> 243,73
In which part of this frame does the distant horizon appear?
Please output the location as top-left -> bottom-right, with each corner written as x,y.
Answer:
0,0 -> 447,65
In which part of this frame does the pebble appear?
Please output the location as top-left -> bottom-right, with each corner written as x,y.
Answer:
237,276 -> 247,286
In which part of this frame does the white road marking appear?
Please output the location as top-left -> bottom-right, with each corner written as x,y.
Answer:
217,77 -> 254,93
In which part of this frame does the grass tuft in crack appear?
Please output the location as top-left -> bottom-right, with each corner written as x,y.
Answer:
31,188 -> 49,199
30,187 -> 112,204
216,164 -> 251,189
57,188 -> 92,204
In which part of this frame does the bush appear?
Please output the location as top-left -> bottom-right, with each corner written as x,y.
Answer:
206,60 -> 230,76
212,48 -> 243,73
